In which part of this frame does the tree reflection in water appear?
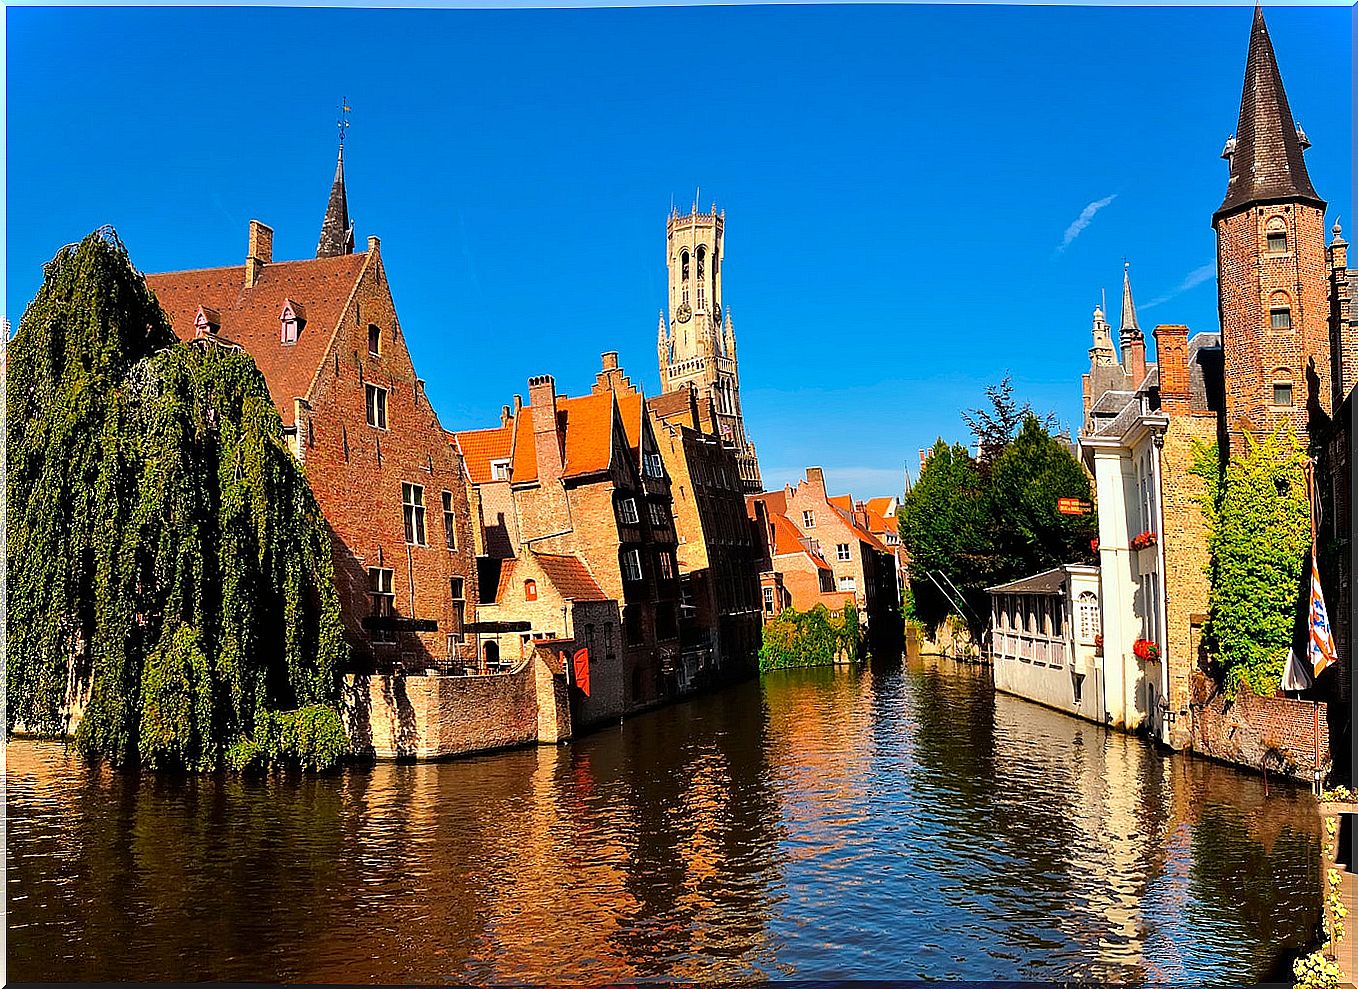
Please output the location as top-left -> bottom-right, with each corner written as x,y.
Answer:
6,656 -> 1320,983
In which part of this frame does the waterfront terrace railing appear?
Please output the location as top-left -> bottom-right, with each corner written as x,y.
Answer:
993,631 -> 1068,668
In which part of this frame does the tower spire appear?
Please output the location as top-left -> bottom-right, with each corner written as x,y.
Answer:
1119,261 -> 1140,336
1215,4 -> 1323,220
317,99 -> 355,258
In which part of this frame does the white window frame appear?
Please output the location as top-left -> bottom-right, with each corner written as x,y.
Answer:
449,576 -> 465,643
622,548 -> 643,582
367,322 -> 382,356
836,543 -> 851,562
838,575 -> 856,592
803,510 -> 815,528
644,452 -> 665,478
619,498 -> 640,525
402,482 -> 427,546
369,567 -> 395,644
490,459 -> 510,480
648,502 -> 668,527
366,383 -> 388,430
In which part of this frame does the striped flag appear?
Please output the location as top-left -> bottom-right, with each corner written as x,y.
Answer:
1309,553 -> 1338,679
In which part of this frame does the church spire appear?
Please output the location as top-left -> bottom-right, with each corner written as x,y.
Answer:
317,101 -> 355,258
1215,5 -> 1323,220
1089,301 -> 1117,368
1119,261 -> 1141,337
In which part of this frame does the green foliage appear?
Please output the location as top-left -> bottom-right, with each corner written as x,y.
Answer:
7,229 -> 348,770
900,414 -> 1095,641
1192,430 -> 1310,699
225,704 -> 348,773
758,604 -> 860,672
961,373 -> 1058,468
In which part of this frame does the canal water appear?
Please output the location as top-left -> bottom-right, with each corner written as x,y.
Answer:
8,656 -> 1322,983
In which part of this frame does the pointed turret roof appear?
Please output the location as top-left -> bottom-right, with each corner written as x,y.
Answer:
1119,262 -> 1141,336
316,145 -> 354,258
1215,5 -> 1324,220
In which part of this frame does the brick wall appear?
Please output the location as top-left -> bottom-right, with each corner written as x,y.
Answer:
1189,672 -> 1329,781
341,651 -> 569,760
1159,412 -> 1219,749
303,246 -> 480,668
1215,202 -> 1332,453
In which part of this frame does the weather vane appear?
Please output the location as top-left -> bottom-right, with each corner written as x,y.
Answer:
338,98 -> 351,147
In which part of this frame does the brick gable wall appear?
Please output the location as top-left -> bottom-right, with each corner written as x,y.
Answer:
300,248 -> 480,668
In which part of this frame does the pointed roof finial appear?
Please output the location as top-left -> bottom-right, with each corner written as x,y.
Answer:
317,101 -> 355,258
1215,4 -> 1324,220
1120,261 -> 1140,335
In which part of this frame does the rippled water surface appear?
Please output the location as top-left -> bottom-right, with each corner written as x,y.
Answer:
8,657 -> 1322,982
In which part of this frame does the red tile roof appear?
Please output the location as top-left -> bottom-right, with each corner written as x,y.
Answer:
865,497 -> 896,519
509,390 -> 633,484
453,424 -> 514,485
535,553 -> 608,601
747,488 -> 788,520
145,253 -> 369,426
829,494 -> 853,513
769,513 -> 830,570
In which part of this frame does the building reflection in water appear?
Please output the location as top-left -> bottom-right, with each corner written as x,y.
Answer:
6,657 -> 1320,983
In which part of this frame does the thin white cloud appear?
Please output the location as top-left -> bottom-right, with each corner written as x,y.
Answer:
1057,194 -> 1118,252
1142,263 -> 1216,310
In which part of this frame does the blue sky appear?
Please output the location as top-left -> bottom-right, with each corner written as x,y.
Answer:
5,4 -> 1350,496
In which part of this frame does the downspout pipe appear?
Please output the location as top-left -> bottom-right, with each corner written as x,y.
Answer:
1151,425 -> 1171,747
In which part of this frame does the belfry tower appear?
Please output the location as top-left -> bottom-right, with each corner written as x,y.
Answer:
658,201 -> 762,492
1213,5 -> 1330,455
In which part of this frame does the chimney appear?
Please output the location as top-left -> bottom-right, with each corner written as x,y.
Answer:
500,404 -> 513,427
1124,335 -> 1147,387
601,351 -> 619,371
805,466 -> 827,496
528,375 -> 564,482
245,220 -> 273,288
367,235 -> 380,256
1154,325 -> 1191,413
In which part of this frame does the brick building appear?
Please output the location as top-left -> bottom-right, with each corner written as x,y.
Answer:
648,381 -> 763,679
656,203 -> 762,493
1075,5 -> 1354,759
145,145 -> 479,672
748,468 -> 901,650
455,355 -> 682,719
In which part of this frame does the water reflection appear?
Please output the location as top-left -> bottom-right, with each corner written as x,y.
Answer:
7,656 -> 1320,982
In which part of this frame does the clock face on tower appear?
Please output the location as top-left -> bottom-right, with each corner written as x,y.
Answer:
675,302 -> 692,323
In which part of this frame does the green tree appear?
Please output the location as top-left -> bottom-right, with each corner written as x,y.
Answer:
1192,430 -> 1310,698
900,414 -> 1095,642
986,414 -> 1098,577
961,373 -> 1058,469
7,229 -> 348,770
899,439 -> 991,635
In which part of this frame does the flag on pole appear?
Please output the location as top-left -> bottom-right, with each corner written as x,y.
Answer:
1308,553 -> 1338,679
1282,645 -> 1313,692
572,647 -> 591,697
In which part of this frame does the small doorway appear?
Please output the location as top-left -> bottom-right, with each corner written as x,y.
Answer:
483,640 -> 500,672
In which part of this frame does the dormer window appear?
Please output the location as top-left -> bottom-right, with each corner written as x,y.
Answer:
193,305 -> 220,338
490,459 -> 511,481
1266,217 -> 1288,255
280,300 -> 306,345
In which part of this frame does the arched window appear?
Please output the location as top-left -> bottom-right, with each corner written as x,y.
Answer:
1272,368 -> 1294,407
697,246 -> 706,308
1269,291 -> 1292,330
681,250 -> 690,281
696,245 -> 706,279
1266,217 -> 1288,254
1077,591 -> 1100,643
524,579 -> 538,601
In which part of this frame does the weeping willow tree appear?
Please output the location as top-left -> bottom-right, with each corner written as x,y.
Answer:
7,229 -> 347,770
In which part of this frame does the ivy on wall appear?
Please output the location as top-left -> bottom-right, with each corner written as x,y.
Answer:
1191,429 -> 1310,699
7,230 -> 348,771
758,604 -> 860,672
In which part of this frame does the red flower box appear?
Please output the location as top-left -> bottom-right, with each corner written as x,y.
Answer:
1130,531 -> 1158,551
1133,639 -> 1160,661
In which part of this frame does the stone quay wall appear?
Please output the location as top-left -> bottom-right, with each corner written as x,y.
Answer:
1189,672 -> 1330,782
342,650 -> 571,761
